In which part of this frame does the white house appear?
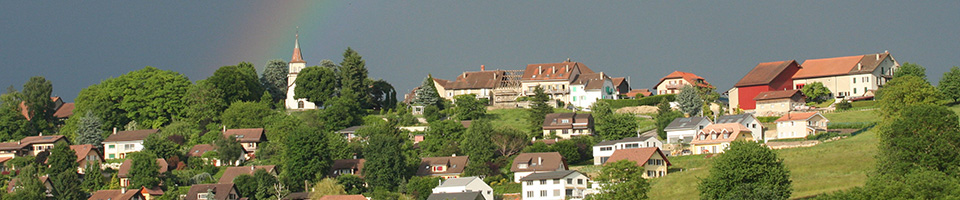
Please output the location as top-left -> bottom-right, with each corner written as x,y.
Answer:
592,132 -> 662,165
569,72 -> 617,110
520,170 -> 590,200
792,52 -> 899,99
102,129 -> 158,160
511,152 -> 568,182
714,114 -> 765,142
431,176 -> 493,200
520,60 -> 595,106
775,112 -> 829,140
664,117 -> 712,143
284,33 -> 318,110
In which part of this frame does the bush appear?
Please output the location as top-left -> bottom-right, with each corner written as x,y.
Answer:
599,94 -> 676,109
836,100 -> 852,110
757,116 -> 780,123
827,122 -> 877,129
806,131 -> 841,141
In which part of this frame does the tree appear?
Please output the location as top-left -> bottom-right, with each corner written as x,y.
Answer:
336,174 -> 366,194
74,111 -> 104,146
338,48 -> 371,108
527,86 -> 553,137
418,120 -> 465,157
8,165 -> 45,200
53,170 -> 85,200
318,89 -> 364,131
698,141 -> 791,200
654,98 -> 683,140
676,85 -> 702,116
589,160 -> 649,200
143,133 -> 181,161
309,178 -> 347,199
215,135 -> 244,166
362,123 -> 411,192
254,169 -> 278,200
233,174 -> 257,200
490,126 -> 528,157
876,104 -> 960,176
939,66 -> 960,103
412,75 -> 441,107
461,120 -> 496,176
261,59 -> 289,103
81,162 -> 105,193
368,79 -> 398,111
876,76 -> 942,119
74,66 -> 192,129
0,88 -> 31,141
208,62 -> 265,103
282,126 -> 330,192
592,101 -> 640,141
451,94 -> 486,120
405,176 -> 440,200
221,101 -> 277,129
894,62 -> 927,80
182,80 -> 226,130
128,152 -> 161,189
47,141 -> 78,175
800,82 -> 832,104
22,76 -> 55,134
295,66 -> 339,106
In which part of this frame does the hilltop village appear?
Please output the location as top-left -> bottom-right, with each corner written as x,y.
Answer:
0,34 -> 958,200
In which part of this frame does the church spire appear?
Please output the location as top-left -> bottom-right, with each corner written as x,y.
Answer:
290,28 -> 306,63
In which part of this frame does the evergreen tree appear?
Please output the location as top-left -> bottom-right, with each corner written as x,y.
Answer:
295,66 -> 339,106
22,76 -> 55,134
939,66 -> 960,103
233,174 -> 257,200
338,48 -> 371,108
255,169 -> 278,200
53,170 -> 85,200
8,165 -> 45,200
655,98 -> 683,140
47,141 -> 78,176
699,141 -> 791,200
361,122 -> 411,192
74,111 -> 105,146
527,86 -> 553,137
412,75 -> 441,107
461,120 -> 496,176
676,85 -> 702,116
261,59 -> 289,103
81,162 -> 105,193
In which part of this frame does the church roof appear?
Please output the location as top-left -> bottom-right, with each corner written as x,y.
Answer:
290,33 -> 306,64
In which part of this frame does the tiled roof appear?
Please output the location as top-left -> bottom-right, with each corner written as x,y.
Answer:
714,114 -> 757,124
775,112 -> 821,122
188,144 -> 217,157
317,195 -> 368,200
118,158 -> 168,178
426,192 -> 483,200
185,183 -> 236,200
337,126 -> 365,134
753,90 -> 803,101
571,73 -> 609,90
511,152 -> 567,172
655,71 -> 713,89
664,117 -> 710,131
53,102 -> 74,118
794,53 -> 891,79
69,144 -> 99,163
19,135 -> 65,148
433,78 -> 451,88
521,60 -> 594,82
290,34 -> 305,64
625,89 -> 652,98
611,77 -> 627,88
88,188 -> 144,200
223,128 -> 266,143
437,176 -> 483,187
103,129 -> 158,142
690,123 -> 752,145
219,165 -> 276,184
735,60 -> 798,87
330,159 -> 365,177
606,147 -> 671,167
417,156 -> 469,176
542,113 -> 592,130
596,132 -> 658,146
518,170 -> 580,181
444,70 -> 507,90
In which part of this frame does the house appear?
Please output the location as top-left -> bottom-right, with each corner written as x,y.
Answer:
541,113 -> 593,139
753,90 -> 806,116
592,132 -> 662,165
605,147 -> 671,178
417,156 -> 469,179
714,114 -> 765,142
792,52 -> 899,99
329,159 -> 365,177
118,158 -> 168,188
431,176 -> 494,200
775,112 -> 829,140
654,71 -> 713,95
690,123 -> 754,154
89,188 -> 145,200
336,126 -> 365,140
316,194 -> 368,200
19,96 -> 76,121
184,183 -> 240,200
140,186 -> 164,200
519,170 -> 589,200
69,144 -> 103,174
520,59 -> 595,105
624,89 -> 652,99
610,77 -> 631,96
218,165 -> 277,184
222,128 -> 267,154
511,152 -> 568,182
102,129 -> 158,159
663,117 -> 712,144
438,67 -> 509,101
7,176 -> 53,197
427,192 -> 484,200
728,60 -> 801,111
569,72 -> 617,109
0,134 -> 68,158
187,144 -> 246,167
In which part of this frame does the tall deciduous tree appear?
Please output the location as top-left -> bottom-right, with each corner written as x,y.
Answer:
419,120 -> 465,157
876,76 -> 942,119
938,66 -> 960,103
127,152 -> 161,189
143,133 -> 181,161
452,94 -> 486,120
592,101 -> 640,141
295,66 -> 339,106
282,126 -> 330,192
0,89 -> 31,141
309,178 -> 347,199
368,79 -> 397,111
74,66 -> 191,129
461,119 -> 496,176
318,89 -> 363,132
22,76 -> 54,134
361,123 -> 411,192
215,135 -> 244,166
698,141 -> 791,200
208,62 -> 264,103
81,162 -> 105,193
46,141 -> 78,175
221,101 -> 277,129
676,85 -> 702,116
894,62 -> 927,80
527,86 -> 553,137
338,48 -> 370,108
490,126 -> 528,157
233,174 -> 257,200
74,111 -> 104,146
800,82 -> 832,104
405,176 -> 440,200
337,174 -> 366,194
589,160 -> 650,200
182,80 -> 226,130
412,75 -> 441,107
261,59 -> 289,103
877,104 -> 960,176
254,169 -> 279,200
8,165 -> 45,200
53,170 -> 85,200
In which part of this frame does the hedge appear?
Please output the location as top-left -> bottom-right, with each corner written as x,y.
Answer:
757,116 -> 781,123
599,94 -> 676,109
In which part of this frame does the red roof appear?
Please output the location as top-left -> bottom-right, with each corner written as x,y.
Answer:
655,71 -> 713,89
53,103 -> 74,118
690,123 -> 752,145
521,60 -> 594,81
223,128 -> 266,143
290,34 -> 306,63
775,112 -> 820,122
794,53 -> 891,79
317,195 -> 367,200
625,89 -> 652,98
753,89 -> 803,101
735,60 -> 798,87
69,144 -> 100,163
606,147 -> 671,167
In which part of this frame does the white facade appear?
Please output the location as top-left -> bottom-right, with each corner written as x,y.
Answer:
284,35 -> 318,110
521,172 -> 590,200
592,137 -> 663,165
665,118 -> 712,144
102,140 -> 143,160
432,177 -> 494,200
793,55 -> 898,99
569,78 -> 616,110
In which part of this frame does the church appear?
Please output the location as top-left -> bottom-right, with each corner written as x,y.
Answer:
284,33 -> 318,110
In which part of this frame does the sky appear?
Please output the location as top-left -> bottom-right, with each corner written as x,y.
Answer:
2,1 -> 958,102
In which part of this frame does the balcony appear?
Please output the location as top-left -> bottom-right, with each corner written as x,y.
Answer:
665,83 -> 683,89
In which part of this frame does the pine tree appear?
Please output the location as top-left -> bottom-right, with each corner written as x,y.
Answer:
527,86 -> 553,137
362,123 -> 411,192
338,48 -> 371,108
47,141 -> 78,176
677,85 -> 702,116
261,59 -> 289,102
74,111 -> 104,146
81,162 -> 105,193
9,165 -> 45,200
412,75 -> 441,107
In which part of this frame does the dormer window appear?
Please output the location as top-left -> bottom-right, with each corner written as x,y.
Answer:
561,119 -> 570,123
518,164 -> 528,169
723,133 -> 730,139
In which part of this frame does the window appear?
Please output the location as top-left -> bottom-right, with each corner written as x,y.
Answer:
540,180 -> 547,185
109,154 -> 115,159
527,191 -> 534,197
526,181 -> 533,185
600,157 -> 609,164
853,88 -> 857,94
298,101 -> 304,108
567,178 -> 573,184
853,78 -> 856,84
108,145 -> 115,149
562,129 -> 568,134
624,143 -> 639,149
541,190 -> 547,197
572,96 -> 577,101
554,189 -> 561,196
578,179 -> 584,185
600,147 -> 613,151
553,179 -> 560,184
561,119 -> 570,123
198,194 -> 208,200
519,164 -> 528,169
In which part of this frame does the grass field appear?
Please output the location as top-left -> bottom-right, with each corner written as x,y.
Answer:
822,109 -> 881,123
487,108 -> 653,133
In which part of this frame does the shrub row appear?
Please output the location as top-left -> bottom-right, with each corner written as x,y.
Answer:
827,122 -> 877,129
599,94 -> 676,109
757,116 -> 781,123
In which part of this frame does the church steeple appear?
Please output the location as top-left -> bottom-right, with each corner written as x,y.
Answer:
290,30 -> 306,64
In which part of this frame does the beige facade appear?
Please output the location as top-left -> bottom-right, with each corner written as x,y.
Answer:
522,81 -> 572,104
656,78 -> 690,95
755,98 -> 804,116
641,152 -> 669,179
776,113 -> 828,139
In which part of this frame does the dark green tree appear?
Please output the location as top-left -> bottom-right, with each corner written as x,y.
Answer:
233,174 -> 257,200
215,135 -> 245,166
52,170 -> 85,200
418,120 -> 465,157
208,62 -> 264,103
676,85 -> 702,116
318,89 -> 363,131
74,111 -> 104,146
939,66 -> 960,103
182,80 -> 226,130
461,120 -> 496,176
698,141 -> 791,200
261,59 -> 289,103
282,126 -> 330,192
589,160 -> 650,200
47,141 -> 78,175
877,104 -> 960,176
367,79 -> 398,111
254,169 -> 278,200
221,101 -> 277,129
876,76 -> 942,119
0,89 -> 31,141
894,62 -> 927,80
295,66 -> 339,106
490,126 -> 528,157
452,94 -> 486,120
591,101 -> 640,141
336,174 -> 366,194
405,176 -> 440,200
338,48 -> 371,108
143,133 -> 181,161
654,98 -> 683,140
74,66 -> 191,129
800,82 -> 832,104
127,152 -> 161,189
361,123 -> 411,192
22,76 -> 55,134
527,86 -> 553,137
8,165 -> 45,200
81,162 -> 105,193
412,75 -> 442,107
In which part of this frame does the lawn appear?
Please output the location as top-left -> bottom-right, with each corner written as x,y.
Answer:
822,109 -> 881,123
487,108 -> 532,131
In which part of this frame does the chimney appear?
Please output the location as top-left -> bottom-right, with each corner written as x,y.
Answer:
39,132 -> 42,136
223,125 -> 227,133
121,187 -> 127,194
538,157 -> 543,165
566,58 -> 571,62
452,154 -> 456,157
251,165 -> 255,171
481,65 -> 485,71
600,72 -> 604,79
554,138 -> 558,142
113,127 -> 117,135
876,54 -> 880,60
353,155 -> 357,159
438,179 -> 442,185
538,66 -> 542,74
552,66 -> 556,74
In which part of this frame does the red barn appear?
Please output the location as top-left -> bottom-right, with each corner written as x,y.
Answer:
729,60 -> 801,110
